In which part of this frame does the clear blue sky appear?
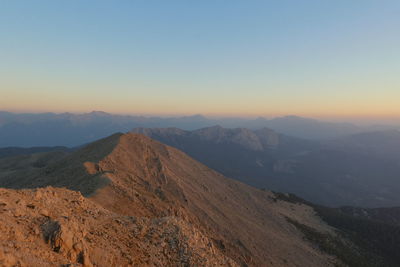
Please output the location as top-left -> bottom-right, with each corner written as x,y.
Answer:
1,1 -> 399,119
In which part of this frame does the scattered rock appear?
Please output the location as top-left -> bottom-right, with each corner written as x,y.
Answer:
39,209 -> 50,217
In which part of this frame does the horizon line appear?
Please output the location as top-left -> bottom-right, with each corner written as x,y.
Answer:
2,109 -> 400,125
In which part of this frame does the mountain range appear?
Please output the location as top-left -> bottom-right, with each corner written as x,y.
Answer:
0,111 -> 397,147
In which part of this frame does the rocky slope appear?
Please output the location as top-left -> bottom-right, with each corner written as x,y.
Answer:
0,187 -> 235,267
0,133 -> 342,266
132,126 -> 400,208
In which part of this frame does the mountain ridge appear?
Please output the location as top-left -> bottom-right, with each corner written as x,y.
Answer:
0,132 -> 338,266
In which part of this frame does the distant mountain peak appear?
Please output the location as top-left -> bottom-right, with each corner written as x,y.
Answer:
274,115 -> 317,122
88,110 -> 110,116
180,114 -> 207,120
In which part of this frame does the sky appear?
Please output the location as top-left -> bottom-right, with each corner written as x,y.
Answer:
1,1 -> 399,120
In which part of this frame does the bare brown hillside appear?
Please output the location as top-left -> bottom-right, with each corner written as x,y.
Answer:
0,133 -> 338,266
0,187 -> 235,267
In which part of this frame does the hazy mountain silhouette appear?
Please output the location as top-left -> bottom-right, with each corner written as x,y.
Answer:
266,116 -> 365,139
328,130 -> 400,160
0,111 -> 396,147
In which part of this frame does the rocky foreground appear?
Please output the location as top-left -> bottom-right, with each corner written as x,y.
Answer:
0,187 -> 239,266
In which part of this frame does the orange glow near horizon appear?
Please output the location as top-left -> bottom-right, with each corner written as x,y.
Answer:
1,1 -> 400,125
2,100 -> 400,123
